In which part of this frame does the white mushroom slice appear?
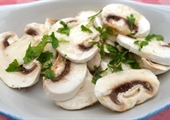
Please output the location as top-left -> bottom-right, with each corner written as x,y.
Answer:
24,22 -> 48,41
95,69 -> 160,112
75,11 -> 103,28
45,18 -> 58,28
135,56 -> 170,75
49,18 -> 100,63
0,33 -> 41,88
100,55 -> 112,76
101,4 -> 150,37
87,52 -> 101,71
0,31 -> 19,46
55,70 -> 97,110
43,55 -> 87,101
117,34 -> 170,65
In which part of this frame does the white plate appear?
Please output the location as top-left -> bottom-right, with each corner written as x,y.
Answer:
0,0 -> 170,119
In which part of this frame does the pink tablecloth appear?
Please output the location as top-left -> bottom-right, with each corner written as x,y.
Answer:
0,0 -> 170,120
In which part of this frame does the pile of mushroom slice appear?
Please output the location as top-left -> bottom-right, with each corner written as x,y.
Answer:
0,31 -> 41,88
1,3 -> 169,113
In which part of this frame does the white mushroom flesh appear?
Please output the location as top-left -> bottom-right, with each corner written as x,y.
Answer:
55,70 -> 98,110
101,4 -> 150,37
95,69 -> 160,112
117,34 -> 170,65
49,17 -> 100,63
43,55 -> 87,101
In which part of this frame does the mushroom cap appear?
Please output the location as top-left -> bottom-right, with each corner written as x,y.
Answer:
24,22 -> 48,41
117,34 -> 170,65
49,17 -> 100,63
87,52 -> 101,71
0,32 -> 41,88
45,18 -> 58,28
75,10 -> 103,28
55,70 -> 98,110
43,59 -> 87,102
95,69 -> 160,112
135,56 -> 170,75
101,4 -> 150,37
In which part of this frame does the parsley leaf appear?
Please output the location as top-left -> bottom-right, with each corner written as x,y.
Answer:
44,69 -> 56,80
23,32 -> 59,64
57,21 -> 70,36
92,66 -> 107,84
127,14 -> 135,31
42,61 -> 53,72
81,25 -> 93,33
134,40 -> 148,51
87,9 -> 102,27
145,34 -> 164,41
37,51 -> 53,64
96,26 -> 114,41
90,41 -> 105,59
6,59 -> 21,72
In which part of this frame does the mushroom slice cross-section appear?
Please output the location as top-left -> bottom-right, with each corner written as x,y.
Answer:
101,4 -> 150,37
95,69 -> 160,112
0,33 -> 41,88
55,70 -> 98,110
135,56 -> 170,75
49,17 -> 100,63
117,34 -> 170,65
43,55 -> 87,102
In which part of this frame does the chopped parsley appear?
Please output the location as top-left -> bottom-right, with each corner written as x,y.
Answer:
6,59 -> 21,72
137,88 -> 140,92
134,40 -> 149,51
57,21 -> 70,36
96,26 -> 114,41
81,25 -> 93,33
23,32 -> 59,64
134,34 -> 164,51
92,66 -> 107,84
37,51 -> 53,72
87,9 -> 102,27
90,41 -> 105,59
44,69 -> 56,80
127,14 -> 135,31
106,44 -> 139,71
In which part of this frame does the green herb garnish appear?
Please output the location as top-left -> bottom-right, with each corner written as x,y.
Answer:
6,59 -> 21,72
127,14 -> 135,31
92,66 -> 107,84
57,21 -> 70,36
81,25 -> 93,33
87,9 -> 102,27
134,40 -> 149,51
23,32 -> 58,64
145,34 -> 164,41
44,69 -> 56,80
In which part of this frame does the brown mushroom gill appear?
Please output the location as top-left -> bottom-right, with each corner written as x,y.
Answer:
106,15 -> 138,32
110,81 -> 153,105
54,60 -> 71,82
25,28 -> 38,36
78,44 -> 93,51
3,35 -> 12,48
20,64 -> 37,74
162,43 -> 170,47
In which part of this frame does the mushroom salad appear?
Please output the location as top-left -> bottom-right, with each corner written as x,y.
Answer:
1,3 -> 169,112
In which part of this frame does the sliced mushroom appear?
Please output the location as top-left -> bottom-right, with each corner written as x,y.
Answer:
55,70 -> 98,110
117,34 -> 170,65
45,18 -> 58,28
101,4 -> 150,37
87,52 -> 101,71
43,55 -> 87,101
95,69 -> 160,112
135,56 -> 170,75
0,32 -> 41,88
24,22 -> 48,41
75,10 -> 103,28
49,17 -> 100,63
0,31 -> 19,48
